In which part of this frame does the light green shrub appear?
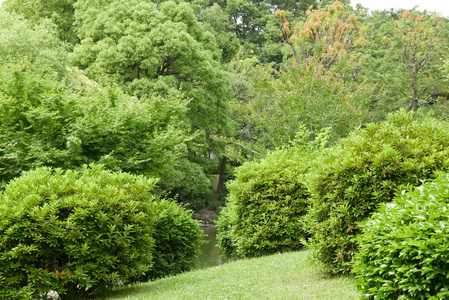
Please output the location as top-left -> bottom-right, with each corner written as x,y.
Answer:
217,148 -> 311,258
353,174 -> 449,299
307,110 -> 449,274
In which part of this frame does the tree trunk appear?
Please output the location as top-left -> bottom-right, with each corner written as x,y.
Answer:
217,156 -> 227,195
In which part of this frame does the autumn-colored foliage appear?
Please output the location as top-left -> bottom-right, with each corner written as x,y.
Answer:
275,1 -> 365,70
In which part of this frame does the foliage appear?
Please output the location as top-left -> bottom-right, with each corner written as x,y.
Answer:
307,110 -> 449,274
222,2 -> 372,160
0,10 -> 67,74
217,147 -> 312,258
2,0 -> 77,46
353,174 -> 449,299
0,58 -> 191,189
296,1 -> 365,70
0,60 -> 79,186
0,165 -> 158,299
358,9 -> 449,119
71,0 -> 234,154
165,158 -> 212,210
69,88 -> 191,183
193,3 -> 240,63
232,61 -> 371,152
134,199 -> 203,281
389,10 -> 448,114
215,204 -> 238,258
269,1 -> 365,70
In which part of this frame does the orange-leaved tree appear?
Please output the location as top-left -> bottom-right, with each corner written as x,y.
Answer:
275,1 -> 366,72
388,10 -> 448,114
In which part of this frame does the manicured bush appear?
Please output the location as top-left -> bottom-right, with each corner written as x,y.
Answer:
217,148 -> 311,258
0,165 -> 158,299
353,174 -> 449,299
307,110 -> 449,274
137,199 -> 203,281
216,204 -> 238,258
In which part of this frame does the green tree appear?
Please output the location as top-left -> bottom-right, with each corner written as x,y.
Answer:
221,2 -> 372,159
389,10 -> 448,114
357,9 -> 449,119
192,2 -> 240,63
0,10 -> 67,74
0,59 -> 192,189
187,0 -> 318,64
0,11 -> 193,188
272,1 -> 366,72
71,0 -> 234,154
243,63 -> 371,148
2,0 -> 78,46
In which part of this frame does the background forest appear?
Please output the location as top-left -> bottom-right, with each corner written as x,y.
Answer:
0,0 -> 448,204
1,0 -> 449,299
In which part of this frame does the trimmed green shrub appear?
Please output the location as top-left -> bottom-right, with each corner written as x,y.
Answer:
137,199 -> 203,281
353,174 -> 449,299
217,148 -> 311,258
307,110 -> 449,274
0,165 -> 158,299
216,204 -> 238,258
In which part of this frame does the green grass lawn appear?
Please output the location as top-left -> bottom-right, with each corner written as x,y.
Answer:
100,250 -> 360,299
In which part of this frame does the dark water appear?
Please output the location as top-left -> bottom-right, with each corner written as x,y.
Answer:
197,225 -> 228,269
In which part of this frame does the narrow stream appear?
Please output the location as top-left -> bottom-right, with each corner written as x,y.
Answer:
197,224 -> 228,269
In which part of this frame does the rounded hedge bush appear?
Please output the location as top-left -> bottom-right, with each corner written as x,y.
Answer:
0,165 -> 158,299
353,173 -> 449,299
217,148 -> 311,258
135,199 -> 203,281
307,110 -> 449,274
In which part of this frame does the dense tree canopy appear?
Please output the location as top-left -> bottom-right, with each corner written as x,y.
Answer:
0,10 -> 67,73
0,11 -> 195,192
358,9 -> 449,119
1,0 -> 449,227
2,0 -> 77,46
71,0 -> 234,154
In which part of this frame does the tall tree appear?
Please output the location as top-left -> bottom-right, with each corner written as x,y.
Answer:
391,10 -> 448,114
0,10 -> 67,74
358,9 -> 449,119
2,0 -> 78,46
71,0 -> 234,154
273,0 -> 366,72
217,1 -> 372,161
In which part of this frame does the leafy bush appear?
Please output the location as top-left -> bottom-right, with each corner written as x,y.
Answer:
0,165 -> 158,299
307,110 -> 449,274
217,147 -> 311,258
216,204 -> 239,258
353,174 -> 449,299
137,199 -> 203,281
0,57 -> 192,190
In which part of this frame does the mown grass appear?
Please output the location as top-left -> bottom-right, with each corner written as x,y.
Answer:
99,250 -> 360,300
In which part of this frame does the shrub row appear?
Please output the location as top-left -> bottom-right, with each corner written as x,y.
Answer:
0,165 -> 202,299
307,110 -> 449,273
218,110 -> 449,278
